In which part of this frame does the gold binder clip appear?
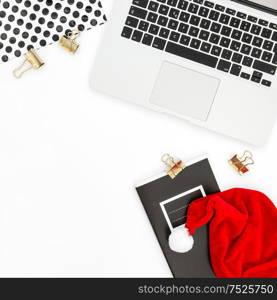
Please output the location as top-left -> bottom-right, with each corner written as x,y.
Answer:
161,154 -> 185,179
59,29 -> 80,54
229,151 -> 254,175
13,49 -> 44,79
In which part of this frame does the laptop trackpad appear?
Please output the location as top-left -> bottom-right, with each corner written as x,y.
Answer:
150,62 -> 220,121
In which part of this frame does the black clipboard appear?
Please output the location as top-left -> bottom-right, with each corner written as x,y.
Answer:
136,156 -> 220,278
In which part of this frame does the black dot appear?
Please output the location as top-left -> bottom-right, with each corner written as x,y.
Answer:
15,50 -> 21,57
2,55 -> 8,62
40,39 -> 46,47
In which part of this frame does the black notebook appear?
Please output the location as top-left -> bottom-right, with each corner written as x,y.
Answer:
136,156 -> 220,278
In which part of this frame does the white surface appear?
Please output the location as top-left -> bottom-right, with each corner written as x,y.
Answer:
0,0 -> 276,277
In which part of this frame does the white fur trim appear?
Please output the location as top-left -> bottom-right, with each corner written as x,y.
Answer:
168,225 -> 194,253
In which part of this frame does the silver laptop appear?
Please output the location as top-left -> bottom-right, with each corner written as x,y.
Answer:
90,0 -> 277,145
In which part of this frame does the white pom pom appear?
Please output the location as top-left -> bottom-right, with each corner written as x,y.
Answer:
168,225 -> 194,253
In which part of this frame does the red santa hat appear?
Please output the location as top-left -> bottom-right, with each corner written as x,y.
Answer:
169,188 -> 277,278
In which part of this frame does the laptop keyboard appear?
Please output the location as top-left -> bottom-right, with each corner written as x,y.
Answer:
121,0 -> 277,87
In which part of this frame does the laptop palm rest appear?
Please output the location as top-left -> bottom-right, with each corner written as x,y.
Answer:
150,62 -> 220,121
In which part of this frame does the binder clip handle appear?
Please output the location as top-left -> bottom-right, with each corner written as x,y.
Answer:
13,49 -> 44,79
67,29 -> 80,40
161,153 -> 185,179
229,150 -> 254,175
239,151 -> 254,167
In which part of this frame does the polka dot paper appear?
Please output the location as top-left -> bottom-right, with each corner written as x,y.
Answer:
0,0 -> 106,63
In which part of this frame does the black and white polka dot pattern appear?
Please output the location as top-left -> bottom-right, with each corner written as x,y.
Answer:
0,0 -> 106,63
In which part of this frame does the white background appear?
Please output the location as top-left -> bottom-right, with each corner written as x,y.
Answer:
0,0 -> 276,277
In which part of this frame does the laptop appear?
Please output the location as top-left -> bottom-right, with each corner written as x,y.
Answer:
90,0 -> 277,145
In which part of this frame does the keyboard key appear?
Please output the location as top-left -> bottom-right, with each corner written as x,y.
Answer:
139,20 -> 150,31
201,42 -> 212,52
273,32 -> 277,42
169,8 -> 180,19
219,14 -> 230,25
204,1 -> 214,8
149,24 -> 159,34
253,71 -> 263,79
190,38 -> 201,49
230,64 -> 242,76
240,21 -> 251,32
180,12 -> 190,22
241,44 -> 252,55
168,19 -> 179,29
170,31 -> 180,42
215,4 -> 225,12
159,27 -> 170,38
251,24 -> 261,35
220,37 -> 231,48
217,59 -> 231,72
258,19 -> 268,26
167,0 -> 178,7
152,37 -> 167,49
147,12 -> 158,23
189,26 -> 200,37
209,10 -> 219,21
129,6 -> 148,19
209,33 -> 220,44
221,26 -> 232,37
180,34 -> 191,45
248,15 -> 257,23
211,22 -> 221,33
252,37 -> 263,47
188,3 -> 199,14
211,45 -> 222,56
262,51 -> 272,62
242,56 -> 253,67
200,19 -> 211,29
190,15 -> 201,26
251,48 -> 262,59
148,1 -> 159,11
251,72 -> 261,83
261,79 -> 271,87
230,17 -> 240,28
232,52 -> 242,63
261,28 -> 272,39
133,0 -> 149,8
165,41 -> 218,67
253,60 -> 276,75
269,23 -> 277,30
159,4 -> 170,15
242,33 -> 252,44
178,0 -> 189,10
221,49 -> 232,60
199,30 -> 210,40
226,8 -> 236,16
237,12 -> 246,19
230,40 -> 241,51
231,29 -> 242,40
263,40 -> 273,51
126,16 -> 139,28
241,72 -> 250,80
132,30 -> 143,42
199,7 -> 209,17
121,26 -> 133,39
157,15 -> 168,26
178,23 -> 189,34
201,42 -> 212,53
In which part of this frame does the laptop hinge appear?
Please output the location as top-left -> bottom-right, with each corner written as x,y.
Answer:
231,0 -> 277,16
